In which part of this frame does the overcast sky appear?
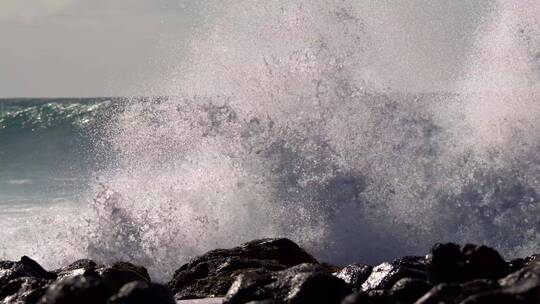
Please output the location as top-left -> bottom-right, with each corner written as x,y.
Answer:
0,1 -> 490,97
0,0 -> 208,97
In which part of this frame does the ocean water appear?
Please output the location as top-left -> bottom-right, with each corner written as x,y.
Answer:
0,99 -> 110,210
1,0 -> 540,282
0,99 -> 113,254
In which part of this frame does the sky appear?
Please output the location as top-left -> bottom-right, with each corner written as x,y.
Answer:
0,0 -> 207,97
0,0 -> 490,97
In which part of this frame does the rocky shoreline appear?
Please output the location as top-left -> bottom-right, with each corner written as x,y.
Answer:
1,238 -> 540,303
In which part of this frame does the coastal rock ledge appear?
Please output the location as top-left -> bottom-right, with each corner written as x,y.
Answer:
1,238 -> 540,303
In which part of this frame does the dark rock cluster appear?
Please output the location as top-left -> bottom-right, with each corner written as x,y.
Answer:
0,257 -> 174,304
2,238 -> 540,303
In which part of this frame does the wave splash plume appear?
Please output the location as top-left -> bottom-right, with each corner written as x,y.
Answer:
2,0 -> 540,281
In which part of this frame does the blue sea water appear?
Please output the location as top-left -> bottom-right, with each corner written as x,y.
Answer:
0,99 -> 113,216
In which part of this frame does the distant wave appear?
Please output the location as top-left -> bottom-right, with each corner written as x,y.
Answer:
6,179 -> 33,185
0,99 -> 114,131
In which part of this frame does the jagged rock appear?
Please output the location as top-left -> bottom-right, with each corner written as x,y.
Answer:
361,256 -> 426,291
498,258 -> 540,288
54,259 -> 100,279
459,258 -> 540,303
168,238 -> 318,299
507,254 -> 540,275
39,261 -> 151,304
3,240 -> 539,304
224,263 -> 351,304
340,290 -> 393,304
459,292 -> 524,304
0,277 -> 49,304
54,259 -> 149,292
460,244 -> 509,281
38,275 -> 113,304
222,271 -> 274,303
426,243 -> 508,284
107,281 -> 175,304
390,278 -> 431,303
96,262 -> 151,292
341,277 -> 431,304
426,243 -> 462,284
415,279 -> 499,304
0,257 -> 56,288
336,264 -> 372,289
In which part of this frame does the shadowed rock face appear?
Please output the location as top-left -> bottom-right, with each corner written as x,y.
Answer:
0,277 -> 50,304
426,243 -> 509,284
167,238 -> 319,300
2,239 -> 540,303
224,264 -> 351,304
39,275 -> 113,304
108,281 -> 176,304
0,256 -> 169,304
0,256 -> 57,287
415,279 -> 499,304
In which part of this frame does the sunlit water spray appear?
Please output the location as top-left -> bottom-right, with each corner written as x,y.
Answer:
2,0 -> 540,281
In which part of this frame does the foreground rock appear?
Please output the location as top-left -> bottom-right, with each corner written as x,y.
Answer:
108,281 -> 175,304
0,276 -> 50,304
167,238 -> 318,300
224,263 -> 351,304
3,239 -> 540,303
361,256 -> 426,291
0,256 -> 168,304
0,256 -> 57,287
426,243 -> 509,284
336,264 -> 372,290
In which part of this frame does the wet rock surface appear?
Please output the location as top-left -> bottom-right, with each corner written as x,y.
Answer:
426,243 -> 509,284
2,239 -> 540,303
336,263 -> 372,290
223,263 -> 351,304
361,256 -> 426,291
167,238 -> 318,300
0,256 -> 161,304
108,281 -> 175,304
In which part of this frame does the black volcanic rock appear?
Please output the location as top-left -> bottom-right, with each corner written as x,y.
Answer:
96,262 -> 151,292
426,243 -> 462,284
361,256 -> 426,291
459,257 -> 540,303
507,254 -> 540,274
461,244 -> 509,281
39,261 -> 151,304
0,277 -> 50,304
336,263 -> 373,290
415,279 -> 499,304
4,240 -> 540,304
107,281 -> 175,304
54,259 -> 100,279
224,263 -> 351,304
0,257 -> 56,288
167,238 -> 318,299
108,262 -> 150,282
341,290 -> 394,304
390,278 -> 431,303
342,277 -> 431,304
38,275 -> 112,304
426,243 -> 509,284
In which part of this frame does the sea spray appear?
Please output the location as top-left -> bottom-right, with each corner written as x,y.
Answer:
82,0 -> 540,280
1,0 -> 539,282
